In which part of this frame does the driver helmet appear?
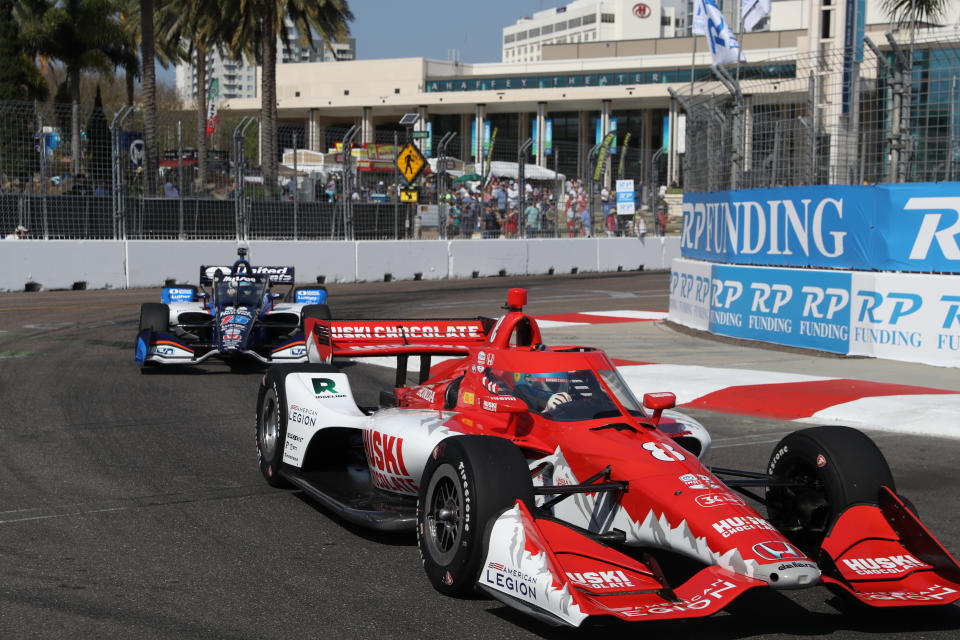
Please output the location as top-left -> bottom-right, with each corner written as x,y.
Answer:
239,281 -> 255,298
518,371 -> 570,394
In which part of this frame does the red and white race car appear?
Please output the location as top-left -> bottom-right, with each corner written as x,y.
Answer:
254,288 -> 960,627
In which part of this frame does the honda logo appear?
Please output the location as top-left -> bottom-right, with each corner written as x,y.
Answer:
753,540 -> 804,561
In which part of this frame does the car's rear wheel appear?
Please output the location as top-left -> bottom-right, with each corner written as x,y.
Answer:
766,425 -> 895,552
417,436 -> 533,596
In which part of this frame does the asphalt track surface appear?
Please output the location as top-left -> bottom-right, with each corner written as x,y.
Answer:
1,272 -> 959,639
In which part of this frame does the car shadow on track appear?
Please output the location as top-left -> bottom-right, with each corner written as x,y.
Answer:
292,491 -> 416,547
483,586 -> 960,639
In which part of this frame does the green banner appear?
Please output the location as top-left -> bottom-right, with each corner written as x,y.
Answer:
484,127 -> 497,180
593,132 -> 615,182
618,132 -> 631,179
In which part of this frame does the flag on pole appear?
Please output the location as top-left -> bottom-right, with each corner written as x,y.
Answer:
741,0 -> 771,31
205,79 -> 219,137
691,0 -> 707,36
703,0 -> 745,66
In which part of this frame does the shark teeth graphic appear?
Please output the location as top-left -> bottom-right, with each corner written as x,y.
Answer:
531,446 -> 763,580
486,505 -> 587,626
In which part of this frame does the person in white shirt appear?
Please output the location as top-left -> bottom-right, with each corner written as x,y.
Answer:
4,225 -> 27,240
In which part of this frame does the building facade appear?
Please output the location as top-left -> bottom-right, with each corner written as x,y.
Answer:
175,24 -> 355,105
218,1 -> 960,190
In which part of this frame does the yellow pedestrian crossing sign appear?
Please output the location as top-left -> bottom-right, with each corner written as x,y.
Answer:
397,142 -> 426,184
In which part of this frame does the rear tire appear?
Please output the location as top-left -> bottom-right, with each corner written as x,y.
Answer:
417,436 -> 534,596
766,425 -> 895,551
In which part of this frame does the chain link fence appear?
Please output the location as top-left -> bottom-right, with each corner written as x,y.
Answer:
676,33 -> 960,192
1,97 -> 674,241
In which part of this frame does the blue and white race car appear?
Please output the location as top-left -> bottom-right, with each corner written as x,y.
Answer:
135,249 -> 329,369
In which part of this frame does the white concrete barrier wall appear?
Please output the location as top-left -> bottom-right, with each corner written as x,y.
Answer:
0,237 -> 680,291
247,241 -> 358,284
355,241 -> 449,282
448,240 -> 530,278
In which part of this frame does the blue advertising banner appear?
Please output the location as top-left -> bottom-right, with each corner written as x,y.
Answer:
681,183 -> 960,273
709,264 -> 852,353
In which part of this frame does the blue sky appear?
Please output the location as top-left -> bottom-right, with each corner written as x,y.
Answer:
350,0 -> 547,62
158,1 -> 545,84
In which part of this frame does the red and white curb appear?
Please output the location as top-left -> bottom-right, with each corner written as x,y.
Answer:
534,310 -> 668,328
617,363 -> 960,439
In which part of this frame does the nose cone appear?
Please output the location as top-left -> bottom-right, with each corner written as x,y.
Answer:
755,560 -> 822,589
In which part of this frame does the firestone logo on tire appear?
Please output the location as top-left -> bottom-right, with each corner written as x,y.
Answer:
633,3 -> 651,18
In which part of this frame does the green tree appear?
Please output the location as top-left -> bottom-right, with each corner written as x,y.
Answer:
21,0 -> 129,176
85,83 -> 110,187
225,0 -> 352,197
0,0 -> 47,187
880,0 -> 950,27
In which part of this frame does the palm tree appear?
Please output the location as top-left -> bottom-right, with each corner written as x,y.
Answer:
117,0 -> 181,108
881,0 -> 949,29
226,0 -> 352,197
140,0 -> 157,195
156,0 -> 226,193
20,0 -> 129,176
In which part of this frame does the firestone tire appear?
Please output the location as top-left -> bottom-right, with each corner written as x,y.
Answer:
256,367 -> 292,488
139,302 -> 169,334
417,435 -> 534,597
766,425 -> 895,551
256,364 -> 340,488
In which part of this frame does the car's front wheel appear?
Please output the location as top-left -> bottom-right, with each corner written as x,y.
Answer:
417,435 -> 533,596
766,425 -> 895,551
256,367 -> 292,487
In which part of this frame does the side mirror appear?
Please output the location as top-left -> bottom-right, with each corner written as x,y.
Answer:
643,392 -> 676,426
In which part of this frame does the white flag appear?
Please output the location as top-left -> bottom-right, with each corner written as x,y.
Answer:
704,0 -> 745,66
691,0 -> 707,36
741,0 -> 771,31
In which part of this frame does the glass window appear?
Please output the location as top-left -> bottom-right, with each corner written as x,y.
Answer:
601,13 -> 615,23
483,368 -> 642,421
517,31 -> 527,40
583,13 -> 597,24
555,20 -> 566,30
504,34 -> 515,44
542,24 -> 554,34
529,27 -> 540,37
215,276 -> 267,307
569,16 -> 582,27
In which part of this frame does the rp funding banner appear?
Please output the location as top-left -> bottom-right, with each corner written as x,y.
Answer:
681,183 -> 960,274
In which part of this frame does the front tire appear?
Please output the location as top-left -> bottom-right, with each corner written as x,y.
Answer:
256,367 -> 291,487
417,436 -> 533,596
139,302 -> 169,334
256,364 -> 339,488
766,425 -> 895,551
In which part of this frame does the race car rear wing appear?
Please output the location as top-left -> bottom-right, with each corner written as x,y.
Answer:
199,265 -> 295,285
305,317 -> 495,382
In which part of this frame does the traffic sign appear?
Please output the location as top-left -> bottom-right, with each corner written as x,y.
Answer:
411,131 -> 429,139
400,188 -> 419,203
396,142 -> 426,184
